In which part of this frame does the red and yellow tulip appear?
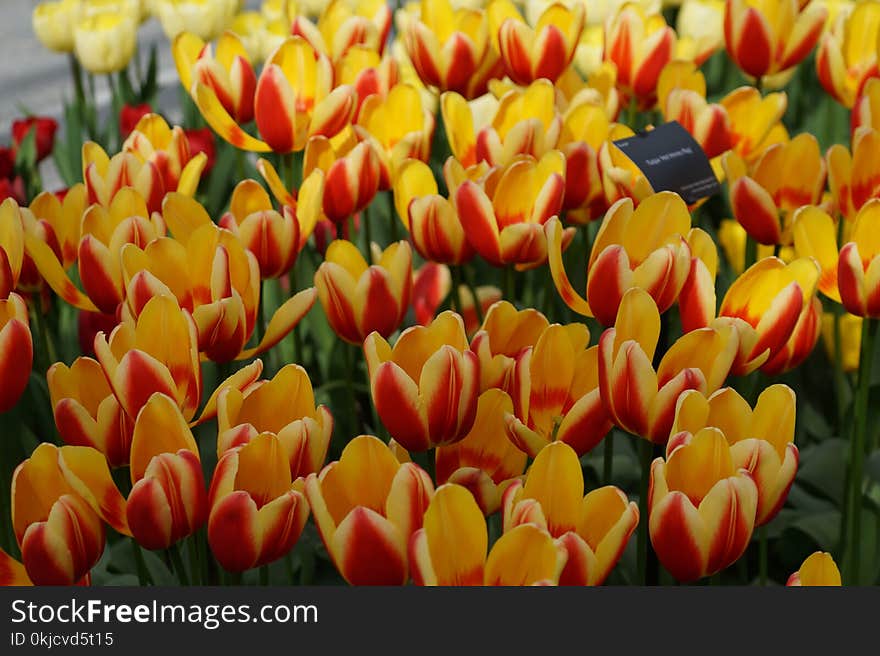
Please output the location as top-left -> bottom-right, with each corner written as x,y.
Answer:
826,127 -> 880,221
291,0 -> 392,63
649,426 -> 758,582
720,86 -> 788,163
838,198 -> 880,317
557,95 -> 611,224
0,293 -> 32,413
410,483 -> 566,585
314,239 -> 412,344
598,288 -> 738,443
305,435 -> 434,585
672,385 -> 798,526
208,433 -> 310,572
364,310 -> 480,451
82,142 -> 170,214
816,1 -> 880,108
502,442 -> 639,586
787,551 -> 842,586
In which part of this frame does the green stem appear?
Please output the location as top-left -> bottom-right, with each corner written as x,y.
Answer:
845,317 -> 878,584
758,525 -> 768,586
132,540 -> 152,586
287,261 -> 305,367
503,265 -> 515,303
344,342 -> 359,430
387,190 -> 400,242
169,542 -> 190,586
833,306 -> 848,435
188,535 -> 201,586
602,432 -> 615,485
451,265 -> 464,313
363,204 -> 373,258
68,54 -> 86,105
744,235 -> 758,273
29,298 -> 57,370
637,439 -> 654,586
260,564 -> 269,586
462,266 -> 485,328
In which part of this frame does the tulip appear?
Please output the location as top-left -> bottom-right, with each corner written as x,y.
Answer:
255,161 -> 326,244
0,548 -> 31,585
216,363 -> 332,480
838,199 -> 880,317
122,113 -> 208,197
0,293 -> 33,413
441,79 -> 561,170
291,0 -> 392,62
595,123 -> 659,208
73,12 -> 138,75
403,0 -> 500,98
724,0 -> 826,82
649,427 -> 758,582
724,134 -> 826,246
435,389 -> 527,514
672,385 -> 798,525
791,205 -> 842,302
487,0 -> 585,85
356,83 -> 435,189
314,239 -> 412,344
456,151 -> 570,269
599,288 -> 738,443
852,77 -> 880,135
173,31 -> 257,126
154,0 -> 237,41
720,86 -> 788,163
0,198 -> 25,297
336,47 -> 401,117
502,442 -> 639,586
12,443 -> 125,585
821,311 -> 861,372
761,295 -> 822,376
676,0 -> 725,65
12,117 -> 58,163
81,142 -> 166,213
305,435 -> 434,585
364,311 -> 480,451
816,2 -> 880,108
302,127 -> 381,223
208,433 -> 310,571
119,104 -> 153,140
546,192 -> 715,327
604,3 -> 675,106
786,551 -> 842,586
32,0 -> 83,53
826,127 -> 880,221
411,483 -> 566,585
503,323 -> 612,458
48,357 -> 134,468
228,12 -> 270,64
715,256 -> 820,375
126,393 -> 208,550
393,158 -> 473,264
557,96 -> 610,224
412,262 -> 451,326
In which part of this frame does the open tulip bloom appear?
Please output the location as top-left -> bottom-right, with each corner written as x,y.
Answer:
3,0 -> 877,591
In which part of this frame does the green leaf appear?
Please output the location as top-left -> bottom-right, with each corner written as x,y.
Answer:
795,438 -> 848,506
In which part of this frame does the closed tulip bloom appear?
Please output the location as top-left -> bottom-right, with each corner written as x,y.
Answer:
557,96 -> 611,224
852,77 -> 880,134
546,192 -> 714,327
791,205 -> 842,302
126,393 -> 208,550
73,12 -> 138,75
816,2 -> 880,108
356,84 -> 435,189
48,357 -> 134,468
393,158 -> 473,264
826,127 -> 880,222
502,442 -> 639,586
12,443 -> 125,585
672,385 -> 798,525
604,4 -> 675,106
456,150 -> 569,269
787,551 -> 842,586
208,433 -> 310,572
725,134 -> 826,246
291,0 -> 392,63
26,185 -> 88,271
33,0 -> 83,53
336,47 -> 401,117
365,311 -> 480,452
760,295 -> 822,376
82,142 -> 167,213
838,199 -> 880,317
487,0 -> 585,85
315,239 -> 412,344
155,0 -> 237,41
435,389 -> 527,515
0,293 -> 33,413
411,483 -> 567,585
504,323 -> 612,458
174,31 -> 257,125
724,0 -> 826,82
121,114 -> 208,198
715,256 -> 820,375
216,364 -> 332,480
649,427 -> 758,582
599,288 -> 738,443
303,127 -> 381,223
305,435 -> 434,585
658,66 -> 732,159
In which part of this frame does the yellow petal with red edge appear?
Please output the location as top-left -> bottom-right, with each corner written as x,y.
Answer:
172,32 -> 205,95
130,393 -> 199,484
162,192 -> 212,245
393,159 -> 438,230
193,359 -> 264,426
578,485 -> 639,584
665,427 -> 734,506
256,157 -> 297,207
623,191 -> 692,264
194,82 -> 271,152
23,234 -> 98,312
792,551 -> 841,586
441,92 -> 476,166
0,548 -> 30,585
545,216 -> 592,316
237,287 -> 316,360
522,442 -> 582,536
177,152 -> 207,196
749,383 -> 795,455
484,523 -> 564,585
385,462 -> 434,541
235,433 -> 293,506
614,287 -> 661,361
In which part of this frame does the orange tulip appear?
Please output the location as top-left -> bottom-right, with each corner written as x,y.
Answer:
305,435 -> 434,585
649,427 -> 758,582
502,442 -> 639,586
720,86 -> 788,163
0,292 -> 32,413
364,311 -> 480,452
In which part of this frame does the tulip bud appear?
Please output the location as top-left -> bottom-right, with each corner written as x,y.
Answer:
0,293 -> 33,413
32,0 -> 83,53
74,13 -> 138,75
